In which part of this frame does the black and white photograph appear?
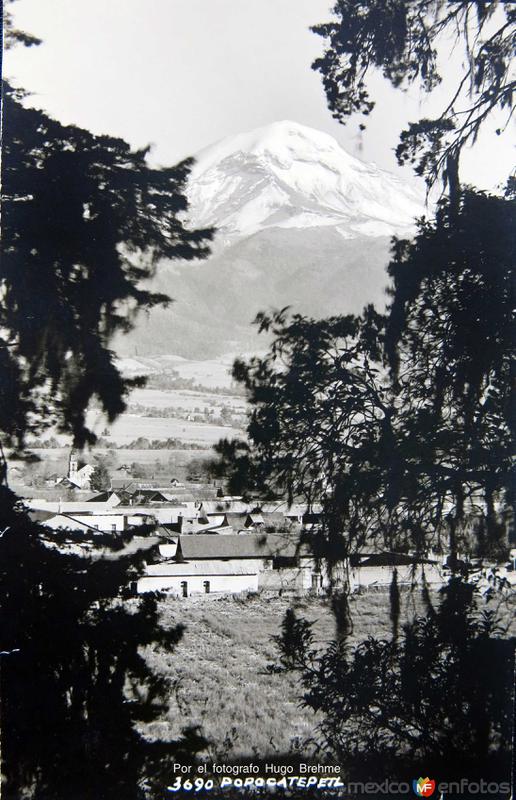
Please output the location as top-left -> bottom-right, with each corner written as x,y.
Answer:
1,1 -> 515,798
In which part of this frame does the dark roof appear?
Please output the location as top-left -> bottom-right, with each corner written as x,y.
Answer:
350,552 -> 438,567
28,510 -> 56,524
176,532 -> 309,561
110,479 -> 136,490
87,491 -> 118,503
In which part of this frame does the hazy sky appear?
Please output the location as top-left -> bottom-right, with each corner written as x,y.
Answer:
6,0 -> 514,190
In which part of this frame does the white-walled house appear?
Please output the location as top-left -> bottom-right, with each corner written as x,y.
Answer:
137,533 -> 446,597
137,532 -> 323,596
348,551 -> 445,590
138,560 -> 261,595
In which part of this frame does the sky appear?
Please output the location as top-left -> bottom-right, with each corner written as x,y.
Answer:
5,0 -> 514,191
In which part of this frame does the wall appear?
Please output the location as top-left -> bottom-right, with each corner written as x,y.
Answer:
74,514 -> 127,532
350,563 -> 445,589
45,514 -> 128,532
258,565 -> 314,592
137,572 -> 259,595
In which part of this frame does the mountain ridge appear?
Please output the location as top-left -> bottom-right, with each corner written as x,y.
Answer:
185,120 -> 424,241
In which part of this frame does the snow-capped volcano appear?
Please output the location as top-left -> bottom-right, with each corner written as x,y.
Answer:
116,122 -> 426,362
186,120 -> 424,241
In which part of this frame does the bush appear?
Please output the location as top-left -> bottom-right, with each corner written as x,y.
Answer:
275,578 -> 515,783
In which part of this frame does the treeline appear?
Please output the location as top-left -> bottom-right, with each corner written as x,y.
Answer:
28,436 -> 211,451
145,370 -> 246,397
120,437 -> 211,451
127,402 -> 245,420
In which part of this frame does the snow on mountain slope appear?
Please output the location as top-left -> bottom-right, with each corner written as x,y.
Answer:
186,120 -> 425,241
115,121 -> 427,363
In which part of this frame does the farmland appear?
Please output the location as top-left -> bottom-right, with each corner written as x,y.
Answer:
141,585 -> 516,761
127,387 -> 247,412
20,386 -> 246,451
13,382 -> 247,492
141,590 -> 447,760
88,412 -> 241,447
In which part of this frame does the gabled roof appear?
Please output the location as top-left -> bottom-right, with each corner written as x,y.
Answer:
87,491 -> 120,505
28,510 -> 56,524
44,514 -> 100,532
176,532 -> 309,561
75,464 -> 94,475
146,559 -> 260,576
246,513 -> 265,525
55,477 -> 77,488
132,490 -> 169,502
223,513 -> 248,530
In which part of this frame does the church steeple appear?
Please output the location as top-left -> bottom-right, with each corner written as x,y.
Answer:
68,450 -> 78,480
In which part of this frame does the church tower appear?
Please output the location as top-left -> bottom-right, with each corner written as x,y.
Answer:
68,451 -> 78,482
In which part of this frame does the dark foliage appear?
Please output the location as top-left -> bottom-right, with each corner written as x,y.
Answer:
386,190 -> 515,399
0,487 -> 208,799
0,10 -> 214,796
90,460 -> 111,493
1,85 -> 212,451
274,579 -> 515,783
216,191 -> 514,631
311,1 -> 515,191
2,0 -> 42,50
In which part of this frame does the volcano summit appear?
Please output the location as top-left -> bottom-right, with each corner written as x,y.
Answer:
186,120 -> 423,241
117,122 -> 425,361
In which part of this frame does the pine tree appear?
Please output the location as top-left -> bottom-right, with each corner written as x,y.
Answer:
1,8 -> 213,795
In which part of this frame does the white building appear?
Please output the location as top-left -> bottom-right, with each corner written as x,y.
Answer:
67,454 -> 95,489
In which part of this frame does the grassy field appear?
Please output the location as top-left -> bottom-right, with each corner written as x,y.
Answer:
86,412 -> 242,446
142,589 -> 457,760
117,353 -> 259,391
128,387 -> 247,412
12,384 -> 246,491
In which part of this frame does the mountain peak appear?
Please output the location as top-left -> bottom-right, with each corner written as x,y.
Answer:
186,121 -> 425,241
192,120 -> 356,172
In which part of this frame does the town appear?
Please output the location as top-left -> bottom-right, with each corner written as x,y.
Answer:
21,451 -> 514,599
